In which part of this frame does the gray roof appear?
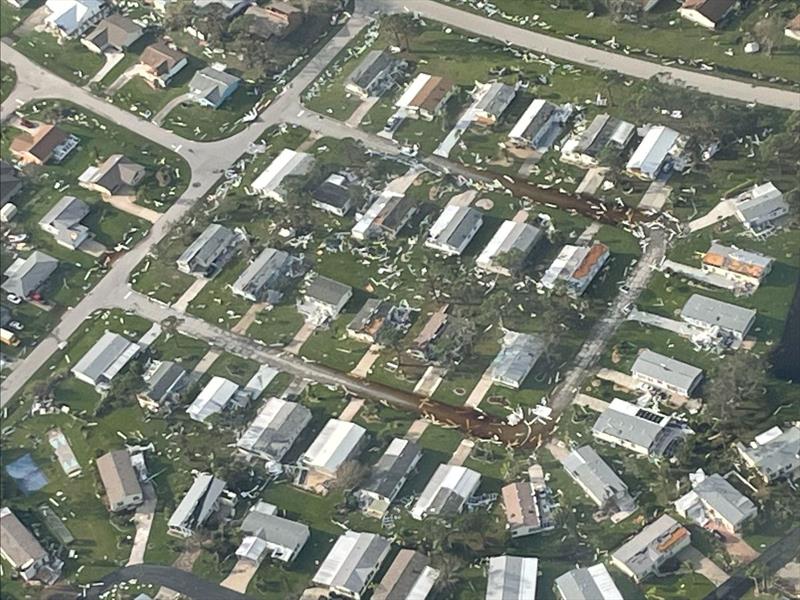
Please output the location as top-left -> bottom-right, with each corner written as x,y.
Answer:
475,82 -> 516,116
360,438 -> 421,501
611,515 -> 689,581
632,349 -> 703,393
561,446 -> 630,506
241,502 -> 310,550
428,205 -> 483,251
189,67 -> 240,106
486,555 -> 539,600
373,549 -> 432,600
490,331 -> 544,387
232,247 -> 298,302
554,564 -> 624,600
237,397 -> 312,462
573,113 -> 635,157
347,50 -> 402,91
592,399 -> 675,455
313,531 -> 391,595
168,473 -> 226,533
39,195 -> 91,249
693,474 -> 756,529
312,173 -> 352,210
144,361 -> 188,403
739,426 -> 800,480
305,275 -> 352,307
96,450 -> 142,509
2,251 -> 58,297
0,160 -> 22,206
85,14 -> 143,50
680,294 -> 756,336
735,182 -> 788,226
0,507 -> 48,571
71,331 -> 139,386
177,223 -> 240,273
86,155 -> 145,194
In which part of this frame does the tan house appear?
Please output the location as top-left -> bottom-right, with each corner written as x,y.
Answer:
139,42 -> 188,87
82,14 -> 143,53
79,154 -> 145,197
244,1 -> 304,39
96,450 -> 144,512
395,74 -> 455,121
9,123 -> 79,166
786,15 -> 800,40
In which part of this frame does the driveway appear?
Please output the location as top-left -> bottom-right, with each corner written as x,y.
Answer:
679,545 -> 730,586
127,483 -> 157,566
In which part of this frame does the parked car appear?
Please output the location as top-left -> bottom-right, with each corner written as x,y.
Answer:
8,321 -> 24,331
6,294 -> 22,305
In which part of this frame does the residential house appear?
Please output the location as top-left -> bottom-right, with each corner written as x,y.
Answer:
395,73 -> 455,121
79,154 -> 145,197
312,172 -> 356,216
631,349 -> 704,397
138,42 -> 188,87
356,438 -> 421,517
1,251 -> 58,299
71,331 -> 140,390
373,549 -> 439,600
476,220 -> 542,276
554,563 -> 625,600
47,429 -> 82,477
236,397 -> 312,463
296,275 -> 352,326
786,15 -> 800,40
345,50 -> 407,100
507,98 -> 572,152
242,365 -> 278,400
298,418 -> 366,490
0,161 -> 22,207
44,0 -> 108,38
186,376 -> 245,422
731,182 -> 789,234
490,330 -> 545,389
735,425 -> 800,483
501,480 -> 554,538
626,125 -> 683,180
232,247 -> 301,303
560,113 -> 635,169
486,555 -> 538,600
137,360 -> 189,412
702,243 -> 773,289
38,195 -> 91,250
592,398 -> 687,457
9,123 -> 78,166
541,242 -> 609,297
351,190 -> 416,240
167,473 -> 227,537
680,293 -> 756,341
611,515 -> 691,582
242,1 -> 303,39
425,205 -> 483,256
236,501 -> 309,564
346,299 -> 412,345
176,223 -> 243,276
410,464 -> 481,520
409,305 -> 449,362
674,472 -> 757,533
251,148 -> 314,202
188,67 -> 240,109
678,0 -> 736,30
473,82 -> 517,126
96,450 -> 144,512
82,14 -> 143,53
313,531 -> 391,600
560,445 -> 636,514
0,507 -> 60,584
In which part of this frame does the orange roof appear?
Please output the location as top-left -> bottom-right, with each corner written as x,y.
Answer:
413,305 -> 448,347
787,15 -> 800,31
656,526 -> 690,552
703,250 -> 766,278
10,124 -> 69,162
411,76 -> 454,112
573,242 -> 609,280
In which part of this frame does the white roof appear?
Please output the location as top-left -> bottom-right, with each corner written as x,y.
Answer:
555,563 -> 624,600
395,73 -> 432,109
351,189 -> 401,239
508,99 -> 548,140
477,220 -> 540,271
486,555 -> 539,600
71,331 -> 140,385
626,125 -> 680,176
186,376 -> 239,422
301,419 -> 366,474
251,149 -> 313,195
411,464 -> 481,519
45,0 -> 104,34
313,531 -> 390,594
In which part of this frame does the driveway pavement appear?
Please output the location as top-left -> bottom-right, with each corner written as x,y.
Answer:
127,483 -> 157,566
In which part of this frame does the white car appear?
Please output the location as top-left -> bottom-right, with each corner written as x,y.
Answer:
8,321 -> 23,331
6,293 -> 22,305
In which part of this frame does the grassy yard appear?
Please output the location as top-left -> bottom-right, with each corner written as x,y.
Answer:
161,84 -> 261,142
14,31 -> 104,85
0,62 -> 15,102
129,258 -> 197,305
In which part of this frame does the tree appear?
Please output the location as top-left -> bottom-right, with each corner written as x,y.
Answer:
603,0 -> 642,21
704,351 -> 767,437
383,14 -> 422,51
330,460 -> 368,491
753,12 -> 785,56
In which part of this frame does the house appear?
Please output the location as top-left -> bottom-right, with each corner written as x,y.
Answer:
38,196 -> 91,250
242,365 -> 278,400
374,549 -> 439,600
560,113 -> 635,169
2,251 -> 58,299
507,98 -> 572,152
409,305 -> 449,362
188,67 -> 241,109
351,190 -> 416,241
232,247 -> 301,303
0,161 -> 22,207
425,205 -> 483,256
735,425 -> 800,483
486,555 -> 538,600
345,50 -> 407,100
299,418 -> 366,489
490,330 -> 545,389
138,42 -> 189,87
477,220 -> 542,276
70,331 -> 139,389
356,438 -> 421,517
702,243 -> 773,289
251,148 -> 314,202
554,563 -> 624,600
96,450 -> 144,512
168,473 -> 227,537
631,349 -> 704,397
626,125 -> 683,180
541,242 -> 609,297
236,501 -> 309,564
731,182 -> 789,234
395,73 -> 456,120
176,223 -> 243,276
44,0 -> 108,38
786,15 -> 800,40
473,82 -> 517,126
9,123 -> 78,166
674,472 -> 757,533
313,531 -> 391,600
242,1 -> 303,40
186,376 -> 245,422
296,275 -> 352,326
82,14 -> 143,53
236,397 -> 311,463
79,154 -> 145,197
0,507 -> 60,584
592,398 -> 687,457
560,445 -> 636,514
411,464 -> 481,519
137,360 -> 189,412
346,299 -> 412,345
680,293 -> 756,341
611,515 -> 691,582
678,0 -> 736,30
501,480 -> 554,538
47,429 -> 82,477
312,172 -> 355,216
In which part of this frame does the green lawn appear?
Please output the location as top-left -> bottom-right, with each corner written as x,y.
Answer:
162,84 -> 261,142
14,31 -> 104,85
130,258 -> 196,305
247,304 -> 305,347
0,62 -> 15,102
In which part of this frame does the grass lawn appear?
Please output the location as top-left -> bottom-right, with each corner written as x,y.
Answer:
186,254 -> 253,328
162,84 -> 261,142
149,331 -> 210,371
130,258 -> 197,305
205,351 -> 260,385
641,571 -> 716,599
247,303 -> 305,347
14,31 -> 104,85
299,306 -> 371,372
0,62 -> 15,102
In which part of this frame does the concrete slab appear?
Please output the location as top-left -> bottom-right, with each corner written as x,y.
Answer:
285,321 -> 317,355
639,178 -> 672,211
220,558 -> 259,593
127,483 -> 156,566
192,350 -> 221,376
464,372 -> 493,409
105,194 -> 161,223
174,277 -> 209,312
576,167 -> 608,196
414,366 -> 447,396
338,398 -> 364,422
574,393 -> 610,413
596,368 -> 637,391
232,302 -> 267,335
679,546 -> 730,586
350,344 -> 381,378
688,199 -> 736,233
512,209 -> 529,223
346,96 -> 380,127
405,418 -> 430,442
448,438 -> 475,466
